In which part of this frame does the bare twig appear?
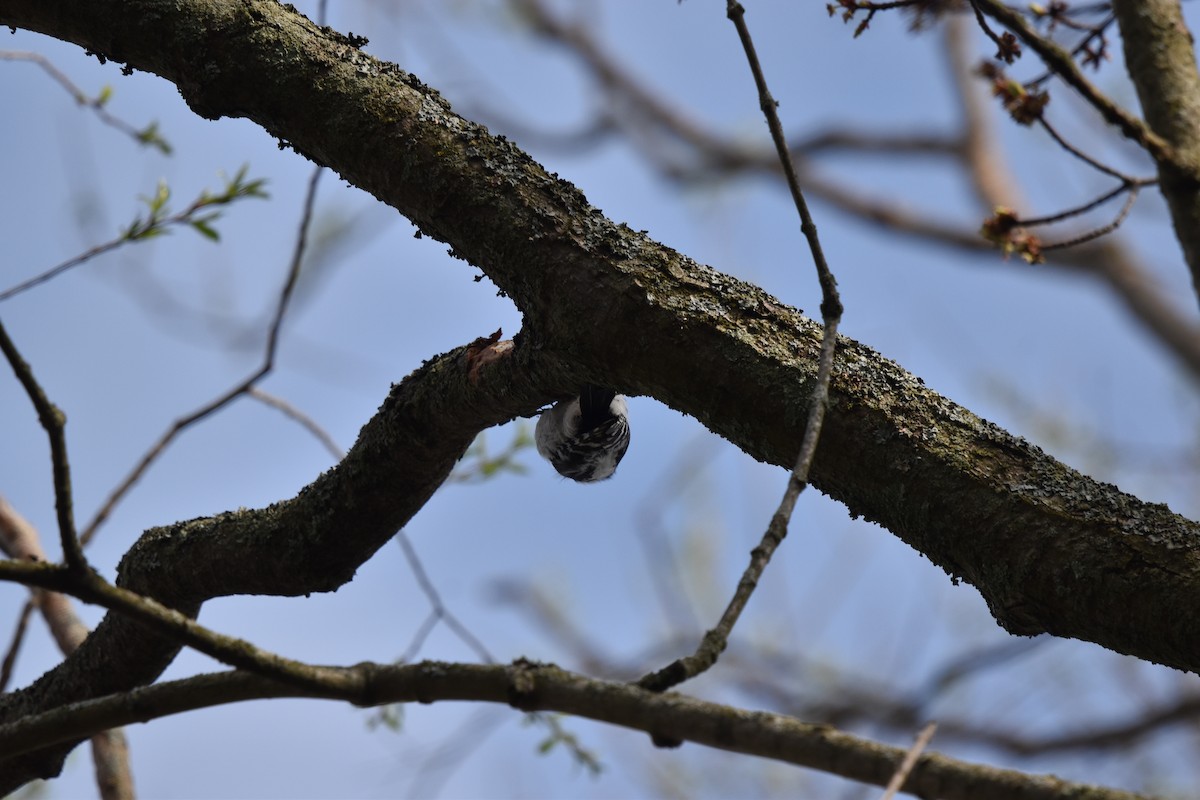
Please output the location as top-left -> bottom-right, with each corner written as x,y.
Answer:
0,554 -> 358,697
0,171 -> 265,304
395,543 -> 600,795
940,9 -> 1200,379
1016,181 -> 1141,228
0,321 -> 85,570
966,0 -> 1017,63
1042,187 -> 1141,252
969,0 -> 1183,173
0,662 -> 1149,800
945,12 -> 1022,208
395,531 -> 494,664
80,167 -> 321,545
637,0 -> 843,694
1037,116 -> 1150,183
2,237 -> 145,303
0,601 -> 34,693
0,50 -> 171,152
509,0 -> 955,184
513,0 -> 1200,379
634,435 -> 722,634
246,387 -> 343,461
489,580 -> 615,676
881,721 -> 938,800
406,709 -> 508,798
508,586 -> 1200,762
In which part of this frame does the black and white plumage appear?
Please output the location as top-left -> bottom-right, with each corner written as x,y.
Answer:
535,386 -> 630,482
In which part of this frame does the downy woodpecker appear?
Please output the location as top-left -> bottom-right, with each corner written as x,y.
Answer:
535,386 -> 630,482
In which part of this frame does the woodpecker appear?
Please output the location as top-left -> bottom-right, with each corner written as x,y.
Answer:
535,386 -> 630,482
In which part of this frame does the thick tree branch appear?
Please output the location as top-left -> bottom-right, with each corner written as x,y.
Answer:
0,661 -> 1149,800
3,0 -> 1200,789
0,333 -> 552,789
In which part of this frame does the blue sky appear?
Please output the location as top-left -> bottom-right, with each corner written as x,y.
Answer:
3,2 -> 1200,797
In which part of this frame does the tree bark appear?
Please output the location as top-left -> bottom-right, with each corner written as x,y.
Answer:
0,662 -> 1149,800
1111,0 -> 1200,299
3,0 -> 1200,790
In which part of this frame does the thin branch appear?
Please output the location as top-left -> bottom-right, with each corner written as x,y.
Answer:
395,531 -> 494,664
637,0 -> 843,694
1,236 -> 142,303
0,320 -> 84,570
0,601 -> 34,693
0,662 -> 1150,800
992,180 -> 1144,256
509,588 -> 1200,763
509,0 -> 956,186
405,709 -> 509,798
945,11 -> 1022,208
81,378 -> 252,545
0,50 -> 171,152
0,172 -> 265,304
0,166 -> 371,703
966,0 -> 1016,63
730,5 -> 840,319
1025,12 -> 1117,87
634,435 -> 723,634
941,10 -> 1200,382
3,6 -> 1200,793
1017,181 -> 1141,228
514,0 -> 1200,381
1042,186 -> 1141,251
969,0 -> 1183,173
394,544 -> 602,789
0,555 -> 360,697
918,637 -> 1047,698
80,167 -> 321,545
881,721 -> 938,800
246,387 -> 343,461
0,320 -> 546,790
489,580 -> 616,677
1037,116 -> 1148,182
263,167 -> 317,363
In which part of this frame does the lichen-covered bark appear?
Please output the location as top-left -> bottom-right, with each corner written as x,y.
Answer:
3,0 -> 1200,790
0,339 -> 555,790
0,662 -> 1149,800
1112,0 -> 1200,300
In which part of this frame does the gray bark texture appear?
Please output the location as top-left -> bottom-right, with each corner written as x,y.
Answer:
2,0 -> 1199,790
1111,0 -> 1200,298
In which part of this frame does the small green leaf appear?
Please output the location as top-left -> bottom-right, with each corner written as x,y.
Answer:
239,178 -> 269,199
96,85 -> 113,107
136,122 -> 173,155
366,704 -> 404,732
190,218 -> 220,241
143,180 -> 170,216
130,225 -> 168,242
